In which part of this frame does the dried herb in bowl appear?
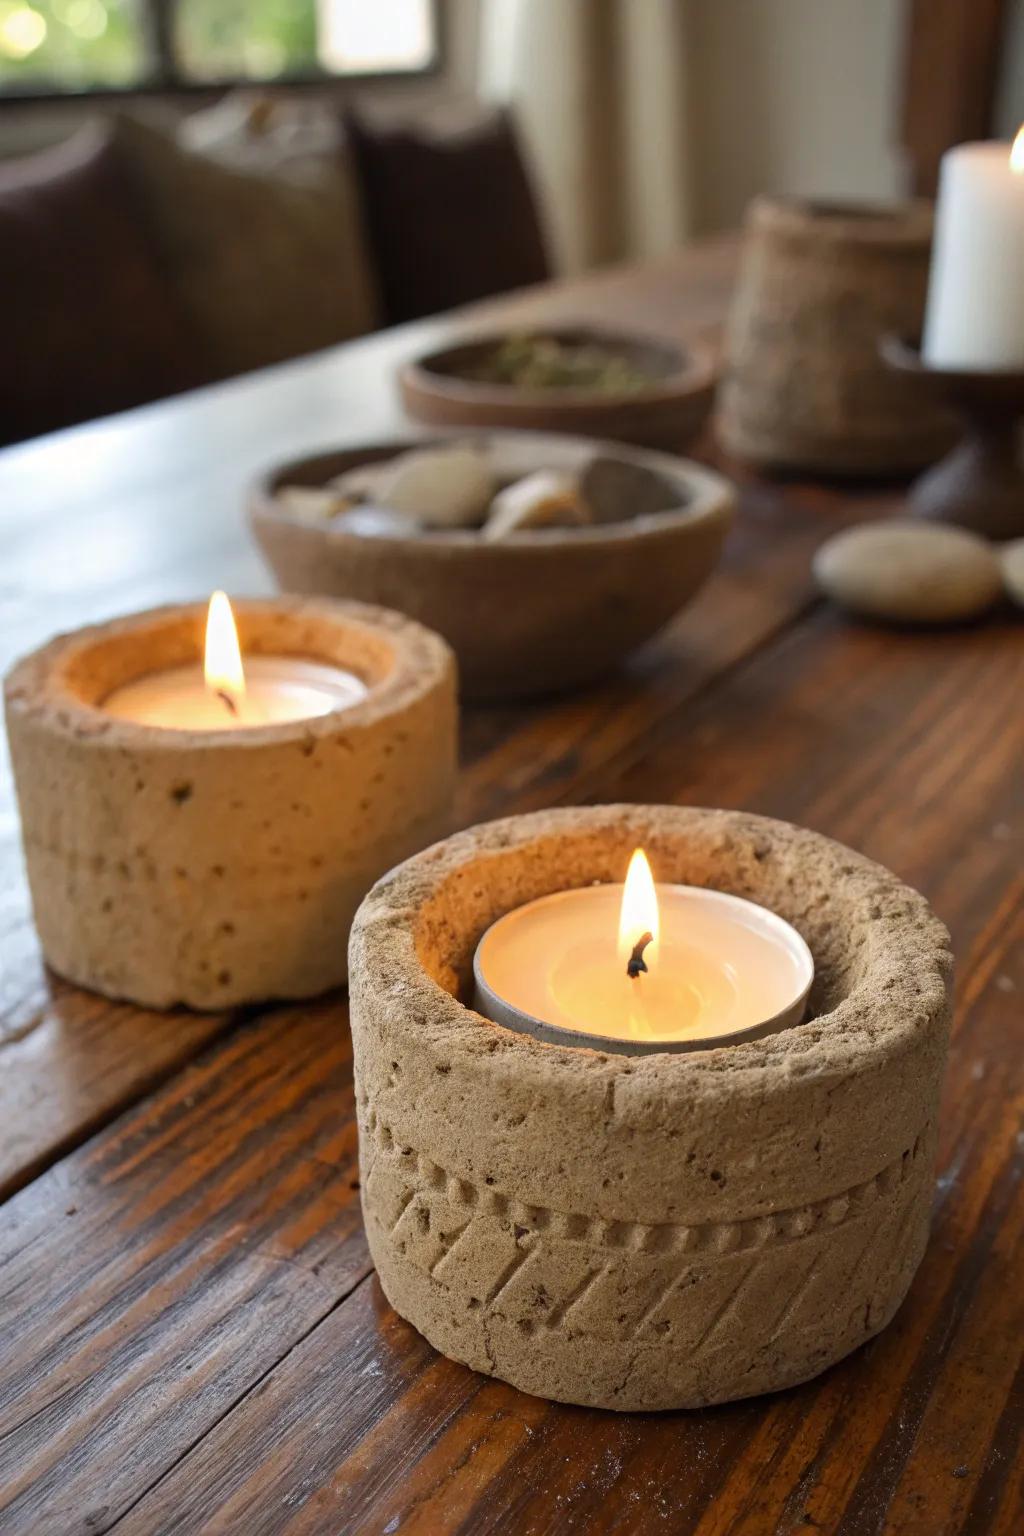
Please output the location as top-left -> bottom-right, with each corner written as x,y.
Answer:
467,334 -> 657,394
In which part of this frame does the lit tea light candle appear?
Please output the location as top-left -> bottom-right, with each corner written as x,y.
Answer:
103,591 -> 368,729
473,848 -> 813,1054
923,126 -> 1024,370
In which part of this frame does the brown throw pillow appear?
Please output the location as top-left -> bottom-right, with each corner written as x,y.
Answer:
112,113 -> 378,379
0,122 -> 205,446
344,107 -> 551,325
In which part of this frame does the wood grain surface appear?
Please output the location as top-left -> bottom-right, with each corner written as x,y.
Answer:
0,236 -> 1020,1536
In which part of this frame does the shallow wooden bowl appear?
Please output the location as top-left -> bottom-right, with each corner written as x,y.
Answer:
399,327 -> 718,452
248,432 -> 734,702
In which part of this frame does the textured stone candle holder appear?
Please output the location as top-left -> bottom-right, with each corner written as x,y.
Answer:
5,597 -> 456,1010
350,805 -> 953,1411
719,196 -> 956,475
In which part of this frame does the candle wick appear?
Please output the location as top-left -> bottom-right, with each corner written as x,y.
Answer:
626,932 -> 653,979
216,689 -> 239,717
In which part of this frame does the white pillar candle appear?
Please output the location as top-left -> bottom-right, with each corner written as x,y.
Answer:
923,130 -> 1024,371
102,592 -> 368,730
473,849 -> 813,1054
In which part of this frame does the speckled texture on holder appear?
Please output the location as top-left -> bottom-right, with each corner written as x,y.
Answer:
5,597 -> 456,1010
718,196 -> 955,475
349,805 -> 953,1411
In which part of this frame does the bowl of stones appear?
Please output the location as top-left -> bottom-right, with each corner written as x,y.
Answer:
248,432 -> 735,702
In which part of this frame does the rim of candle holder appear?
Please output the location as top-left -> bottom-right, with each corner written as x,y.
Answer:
880,334 -> 1024,401
471,883 -> 815,1056
5,595 -> 450,753
749,193 -> 935,244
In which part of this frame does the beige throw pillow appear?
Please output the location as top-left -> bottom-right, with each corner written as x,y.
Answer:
113,112 -> 378,378
178,90 -> 344,189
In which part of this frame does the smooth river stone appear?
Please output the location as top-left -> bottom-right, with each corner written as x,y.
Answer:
482,470 -> 591,541
580,453 -> 683,524
1000,539 -> 1024,608
814,520 -> 1002,623
333,506 -> 422,539
331,444 -> 495,528
277,485 -> 352,522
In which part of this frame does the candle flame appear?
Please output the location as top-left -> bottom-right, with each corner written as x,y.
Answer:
618,848 -> 660,970
1011,127 -> 1024,174
204,591 -> 246,701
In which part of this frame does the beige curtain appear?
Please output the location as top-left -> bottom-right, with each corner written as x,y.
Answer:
478,0 -> 694,273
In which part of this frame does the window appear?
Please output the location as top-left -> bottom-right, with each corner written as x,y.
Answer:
0,0 -> 438,96
0,0 -> 147,90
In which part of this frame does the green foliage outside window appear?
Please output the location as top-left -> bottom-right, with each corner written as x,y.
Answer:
0,0 -> 434,93
0,0 -> 144,90
175,0 -> 318,84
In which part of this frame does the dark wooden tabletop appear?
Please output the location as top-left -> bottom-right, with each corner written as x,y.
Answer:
0,237 -> 1021,1536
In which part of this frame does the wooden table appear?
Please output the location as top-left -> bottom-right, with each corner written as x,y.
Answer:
0,238 -> 1021,1536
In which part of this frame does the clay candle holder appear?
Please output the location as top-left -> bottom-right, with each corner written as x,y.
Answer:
880,336 -> 1024,541
4,597 -> 456,1010
719,196 -> 955,474
349,805 -> 953,1411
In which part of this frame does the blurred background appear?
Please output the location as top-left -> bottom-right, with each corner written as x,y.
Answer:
2,0 -> 1022,442
6,0 -> 1024,255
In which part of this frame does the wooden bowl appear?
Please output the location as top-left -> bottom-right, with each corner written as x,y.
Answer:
248,432 -> 734,702
399,327 -> 718,452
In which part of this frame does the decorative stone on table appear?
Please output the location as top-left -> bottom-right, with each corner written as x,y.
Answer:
1001,539 -> 1024,607
580,454 -> 681,524
4,597 -> 456,1010
719,196 -> 955,475
482,470 -> 591,540
349,805 -> 953,1411
275,485 -> 353,523
331,443 -> 495,528
814,521 -> 1002,624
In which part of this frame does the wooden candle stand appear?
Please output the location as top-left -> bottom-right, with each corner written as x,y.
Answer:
881,336 -> 1024,541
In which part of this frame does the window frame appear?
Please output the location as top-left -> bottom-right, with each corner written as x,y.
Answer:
0,0 -> 443,105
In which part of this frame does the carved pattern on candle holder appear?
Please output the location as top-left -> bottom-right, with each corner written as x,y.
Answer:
360,1114 -> 931,1355
361,1111 -> 927,1260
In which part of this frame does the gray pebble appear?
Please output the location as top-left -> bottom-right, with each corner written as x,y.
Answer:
332,505 -> 423,539
580,454 -> 683,524
814,520 -> 1002,624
